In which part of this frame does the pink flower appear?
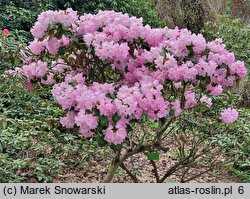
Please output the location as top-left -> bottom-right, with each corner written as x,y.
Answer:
25,81 -> 33,92
200,96 -> 212,108
104,124 -> 127,144
60,35 -> 70,46
7,67 -> 21,77
2,29 -> 9,36
97,98 -> 116,116
104,126 -> 115,143
81,131 -> 94,138
207,84 -> 223,96
171,99 -> 182,116
113,127 -> 127,144
75,110 -> 98,132
220,108 -> 238,124
31,22 -> 46,38
230,61 -> 247,78
41,73 -> 56,85
192,33 -> 206,54
184,90 -> 196,109
46,37 -> 61,54
52,82 -> 75,109
60,111 -> 76,128
174,82 -> 182,89
22,61 -> 48,79
28,39 -> 45,55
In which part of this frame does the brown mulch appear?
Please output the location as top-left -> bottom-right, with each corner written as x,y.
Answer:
52,152 -> 240,183
51,124 -> 242,183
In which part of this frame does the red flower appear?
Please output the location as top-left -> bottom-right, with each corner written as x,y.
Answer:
25,81 -> 33,92
2,29 -> 10,36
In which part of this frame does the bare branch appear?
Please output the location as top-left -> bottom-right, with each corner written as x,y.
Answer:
120,163 -> 140,183
182,167 -> 212,183
149,160 -> 160,183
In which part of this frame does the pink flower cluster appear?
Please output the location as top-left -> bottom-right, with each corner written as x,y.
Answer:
200,96 -> 212,108
220,108 -> 239,124
31,8 -> 78,39
16,10 -> 246,144
21,61 -> 48,79
52,75 -> 169,144
28,35 -> 70,55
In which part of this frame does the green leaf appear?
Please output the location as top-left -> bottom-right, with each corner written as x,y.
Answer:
102,59 -> 109,65
64,31 -> 72,37
161,48 -> 169,55
100,116 -> 108,127
58,47 -> 65,54
97,136 -> 108,147
112,113 -> 121,125
111,144 -> 122,151
61,25 -> 69,31
72,36 -> 79,41
129,119 -> 137,128
169,109 -> 175,116
147,152 -> 159,161
106,93 -> 116,99
142,113 -> 148,122
87,45 -> 94,53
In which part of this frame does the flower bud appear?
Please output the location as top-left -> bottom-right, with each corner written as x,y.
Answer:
2,29 -> 10,36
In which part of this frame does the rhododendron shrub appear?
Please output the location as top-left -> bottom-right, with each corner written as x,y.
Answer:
12,9 -> 247,182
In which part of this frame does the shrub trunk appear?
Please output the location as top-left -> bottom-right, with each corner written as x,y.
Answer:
231,0 -> 250,23
209,0 -> 227,14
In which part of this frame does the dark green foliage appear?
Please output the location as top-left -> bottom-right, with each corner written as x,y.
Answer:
0,33 -> 28,71
47,0 -> 164,27
0,6 -> 37,32
0,0 -> 53,39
